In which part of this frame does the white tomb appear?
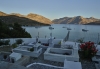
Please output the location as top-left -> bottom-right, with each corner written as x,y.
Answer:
44,41 -> 79,62
13,43 -> 42,57
9,52 -> 22,63
44,47 -> 79,62
64,59 -> 82,69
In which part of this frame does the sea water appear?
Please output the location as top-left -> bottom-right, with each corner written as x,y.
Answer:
23,24 -> 100,43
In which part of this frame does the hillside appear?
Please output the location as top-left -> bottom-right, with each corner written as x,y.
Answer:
52,16 -> 100,24
86,21 -> 100,25
0,20 -> 31,38
0,11 -> 52,26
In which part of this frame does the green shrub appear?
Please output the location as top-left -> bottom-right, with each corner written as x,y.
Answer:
12,43 -> 17,48
4,40 -> 10,45
16,39 -> 23,44
0,40 -> 10,46
58,41 -> 61,45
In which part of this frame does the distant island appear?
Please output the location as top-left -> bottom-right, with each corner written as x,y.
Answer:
0,11 -> 52,26
52,16 -> 100,25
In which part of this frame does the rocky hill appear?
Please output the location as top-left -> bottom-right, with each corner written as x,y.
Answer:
0,11 -> 7,16
52,16 -> 100,24
0,11 -> 52,26
27,13 -> 51,24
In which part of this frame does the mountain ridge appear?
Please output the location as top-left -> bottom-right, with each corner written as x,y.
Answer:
52,16 -> 100,25
1,11 -> 100,25
0,11 -> 52,26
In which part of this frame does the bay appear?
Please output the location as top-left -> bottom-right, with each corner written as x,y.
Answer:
23,24 -> 100,43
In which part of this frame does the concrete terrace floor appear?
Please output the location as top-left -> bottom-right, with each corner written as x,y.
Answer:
0,46 -> 12,52
81,60 -> 96,69
0,61 -> 27,69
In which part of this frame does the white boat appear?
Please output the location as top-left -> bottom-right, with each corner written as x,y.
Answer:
35,26 -> 41,28
62,26 -> 66,28
67,24 -> 72,30
82,29 -> 88,32
49,26 -> 54,29
67,27 -> 71,30
82,25 -> 89,32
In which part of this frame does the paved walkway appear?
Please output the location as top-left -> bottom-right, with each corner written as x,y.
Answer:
28,64 -> 63,69
81,60 -> 96,69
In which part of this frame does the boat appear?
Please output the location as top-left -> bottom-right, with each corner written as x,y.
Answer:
49,26 -> 54,29
82,25 -> 89,32
62,26 -> 66,28
67,27 -> 71,30
35,26 -> 41,28
82,29 -> 88,32
67,24 -> 72,30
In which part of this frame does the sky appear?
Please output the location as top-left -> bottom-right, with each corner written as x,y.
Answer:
0,0 -> 100,20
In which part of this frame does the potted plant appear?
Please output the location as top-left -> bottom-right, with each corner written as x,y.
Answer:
80,41 -> 98,59
29,47 -> 34,52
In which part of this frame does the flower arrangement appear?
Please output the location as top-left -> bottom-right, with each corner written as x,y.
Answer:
80,41 -> 98,59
